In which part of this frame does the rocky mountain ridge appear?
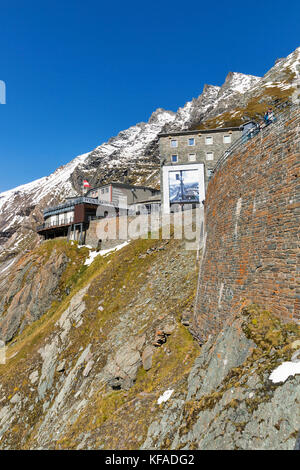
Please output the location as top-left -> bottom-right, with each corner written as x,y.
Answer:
0,47 -> 299,269
0,47 -> 299,449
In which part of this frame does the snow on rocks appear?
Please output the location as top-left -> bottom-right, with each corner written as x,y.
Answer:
84,241 -> 130,266
157,389 -> 174,405
98,241 -> 129,257
269,361 -> 300,384
84,250 -> 101,266
0,152 -> 90,213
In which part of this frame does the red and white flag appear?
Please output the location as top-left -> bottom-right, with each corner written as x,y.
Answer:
83,180 -> 91,188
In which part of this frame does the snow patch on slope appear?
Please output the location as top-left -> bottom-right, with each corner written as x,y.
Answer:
269,361 -> 300,384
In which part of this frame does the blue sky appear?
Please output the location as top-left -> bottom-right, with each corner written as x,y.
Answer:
0,0 -> 299,192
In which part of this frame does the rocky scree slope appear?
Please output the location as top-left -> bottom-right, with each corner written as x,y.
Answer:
0,239 -> 299,449
0,240 -> 89,343
1,47 -> 299,268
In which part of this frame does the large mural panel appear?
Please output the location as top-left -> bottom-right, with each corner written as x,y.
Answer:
168,169 -> 199,203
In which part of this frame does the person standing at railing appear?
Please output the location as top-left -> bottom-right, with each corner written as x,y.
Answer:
263,108 -> 276,127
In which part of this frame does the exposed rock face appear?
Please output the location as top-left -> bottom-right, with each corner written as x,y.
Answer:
0,250 -> 68,342
0,240 -> 89,343
104,336 -> 145,390
164,72 -> 260,131
142,307 -> 300,450
142,345 -> 154,371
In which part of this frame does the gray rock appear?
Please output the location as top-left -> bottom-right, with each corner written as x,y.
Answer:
10,393 -> 21,404
163,324 -> 176,335
291,349 -> 300,363
187,318 -> 255,400
83,360 -> 94,377
0,251 -> 69,342
104,336 -> 145,390
142,346 -> 154,371
142,316 -> 300,450
57,361 -> 66,373
294,431 -> 300,450
29,370 -> 39,384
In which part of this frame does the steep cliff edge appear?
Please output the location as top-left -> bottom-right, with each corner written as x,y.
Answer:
0,240 -> 89,342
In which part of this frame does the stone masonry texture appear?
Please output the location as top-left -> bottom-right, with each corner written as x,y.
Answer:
194,106 -> 300,339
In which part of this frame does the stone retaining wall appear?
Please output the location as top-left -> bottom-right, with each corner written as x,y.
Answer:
194,106 -> 300,340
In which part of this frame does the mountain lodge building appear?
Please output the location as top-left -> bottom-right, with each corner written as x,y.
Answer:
159,126 -> 241,213
37,182 -> 160,244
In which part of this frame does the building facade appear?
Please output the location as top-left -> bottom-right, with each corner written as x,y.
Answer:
159,127 -> 241,213
37,182 -> 160,244
37,196 -> 103,243
87,182 -> 159,211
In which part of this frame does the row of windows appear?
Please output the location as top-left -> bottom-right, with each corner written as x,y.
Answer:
171,152 -> 214,163
170,135 -> 231,147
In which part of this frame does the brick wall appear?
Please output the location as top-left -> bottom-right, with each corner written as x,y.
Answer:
194,106 -> 300,340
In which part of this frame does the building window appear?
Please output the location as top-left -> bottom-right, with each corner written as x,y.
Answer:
171,155 -> 178,163
101,189 -> 104,194
206,152 -> 214,161
205,136 -> 213,145
223,135 -> 231,144
189,154 -> 196,162
105,187 -> 109,193
188,137 -> 195,146
170,139 -> 178,148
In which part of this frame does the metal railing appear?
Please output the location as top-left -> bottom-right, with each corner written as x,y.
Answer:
212,101 -> 298,175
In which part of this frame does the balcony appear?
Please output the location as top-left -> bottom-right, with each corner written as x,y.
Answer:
43,197 -> 102,218
37,218 -> 74,232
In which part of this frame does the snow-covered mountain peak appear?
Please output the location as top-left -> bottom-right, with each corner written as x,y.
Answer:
148,108 -> 176,124
222,71 -> 261,94
202,83 -> 221,94
273,47 -> 300,74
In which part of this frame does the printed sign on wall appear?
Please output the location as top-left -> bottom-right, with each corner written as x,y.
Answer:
168,169 -> 200,203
